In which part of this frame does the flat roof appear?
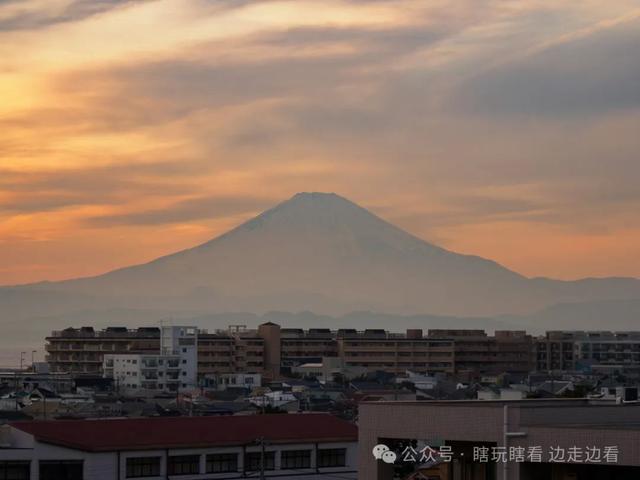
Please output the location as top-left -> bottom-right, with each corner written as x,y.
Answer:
11,413 -> 357,452
361,398 -> 597,406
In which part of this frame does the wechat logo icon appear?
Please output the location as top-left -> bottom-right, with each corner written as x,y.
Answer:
372,444 -> 397,464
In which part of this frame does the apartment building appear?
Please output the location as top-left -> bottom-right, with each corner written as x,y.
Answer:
46,326 -> 264,380
268,326 -> 533,376
429,329 -> 534,376
46,324 -> 537,381
536,331 -> 640,372
280,328 -> 339,366
45,327 -> 161,374
160,326 -> 198,387
0,414 -> 358,480
198,328 -> 265,377
101,326 -> 199,395
336,329 -> 455,374
103,353 -> 184,395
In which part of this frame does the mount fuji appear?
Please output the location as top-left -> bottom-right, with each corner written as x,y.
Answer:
2,192 -> 639,324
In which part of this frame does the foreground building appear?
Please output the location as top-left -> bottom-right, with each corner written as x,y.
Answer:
0,413 -> 357,480
358,398 -> 640,480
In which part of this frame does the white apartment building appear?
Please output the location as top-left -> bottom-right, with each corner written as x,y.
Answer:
102,326 -> 199,396
161,325 -> 198,387
103,353 -> 184,395
0,414 -> 358,480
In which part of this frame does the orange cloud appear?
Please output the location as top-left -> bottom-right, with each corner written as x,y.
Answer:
1,0 -> 639,284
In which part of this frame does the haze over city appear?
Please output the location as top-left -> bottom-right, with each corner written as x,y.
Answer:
2,0 -> 640,286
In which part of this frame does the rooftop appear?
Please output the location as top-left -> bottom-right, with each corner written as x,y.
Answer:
10,413 -> 357,452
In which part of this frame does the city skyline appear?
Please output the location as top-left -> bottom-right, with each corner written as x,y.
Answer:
1,1 -> 640,285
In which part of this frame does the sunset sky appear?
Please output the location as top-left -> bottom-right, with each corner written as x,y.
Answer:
1,0 -> 639,285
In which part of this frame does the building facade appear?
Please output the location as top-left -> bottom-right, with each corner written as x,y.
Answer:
429,329 -> 534,376
103,353 -> 184,395
45,327 -> 161,374
536,331 -> 640,373
0,414 -> 358,480
336,330 -> 456,375
47,324 -> 540,381
160,326 -> 198,387
197,329 -> 265,377
358,399 -> 640,480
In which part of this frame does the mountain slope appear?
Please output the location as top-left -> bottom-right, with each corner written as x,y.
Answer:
4,192 -> 640,317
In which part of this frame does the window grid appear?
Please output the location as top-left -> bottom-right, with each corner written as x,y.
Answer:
125,457 -> 161,478
244,451 -> 275,472
280,450 -> 312,470
318,448 -> 347,468
167,455 -> 200,476
206,453 -> 238,474
0,461 -> 30,480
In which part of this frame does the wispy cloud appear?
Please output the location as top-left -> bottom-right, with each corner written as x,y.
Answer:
1,0 -> 639,283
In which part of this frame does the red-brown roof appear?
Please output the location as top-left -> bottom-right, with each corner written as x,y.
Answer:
11,414 -> 357,452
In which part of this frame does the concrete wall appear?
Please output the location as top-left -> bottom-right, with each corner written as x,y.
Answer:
358,400 -> 640,480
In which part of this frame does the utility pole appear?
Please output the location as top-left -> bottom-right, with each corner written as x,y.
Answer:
260,437 -> 265,480
31,351 -> 37,371
16,352 -> 26,412
255,437 -> 270,480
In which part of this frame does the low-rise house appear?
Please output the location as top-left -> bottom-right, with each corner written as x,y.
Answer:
202,372 -> 262,391
534,380 -> 574,396
399,371 -> 439,391
248,391 -> 300,410
477,387 -> 526,401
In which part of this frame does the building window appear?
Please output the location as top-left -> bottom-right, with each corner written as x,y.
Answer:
318,448 -> 347,468
168,455 -> 200,476
39,460 -> 83,480
244,452 -> 275,472
206,453 -> 238,473
126,457 -> 161,478
281,450 -> 311,470
0,461 -> 30,480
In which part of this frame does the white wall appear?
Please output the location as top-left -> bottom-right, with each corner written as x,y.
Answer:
0,427 -> 357,480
